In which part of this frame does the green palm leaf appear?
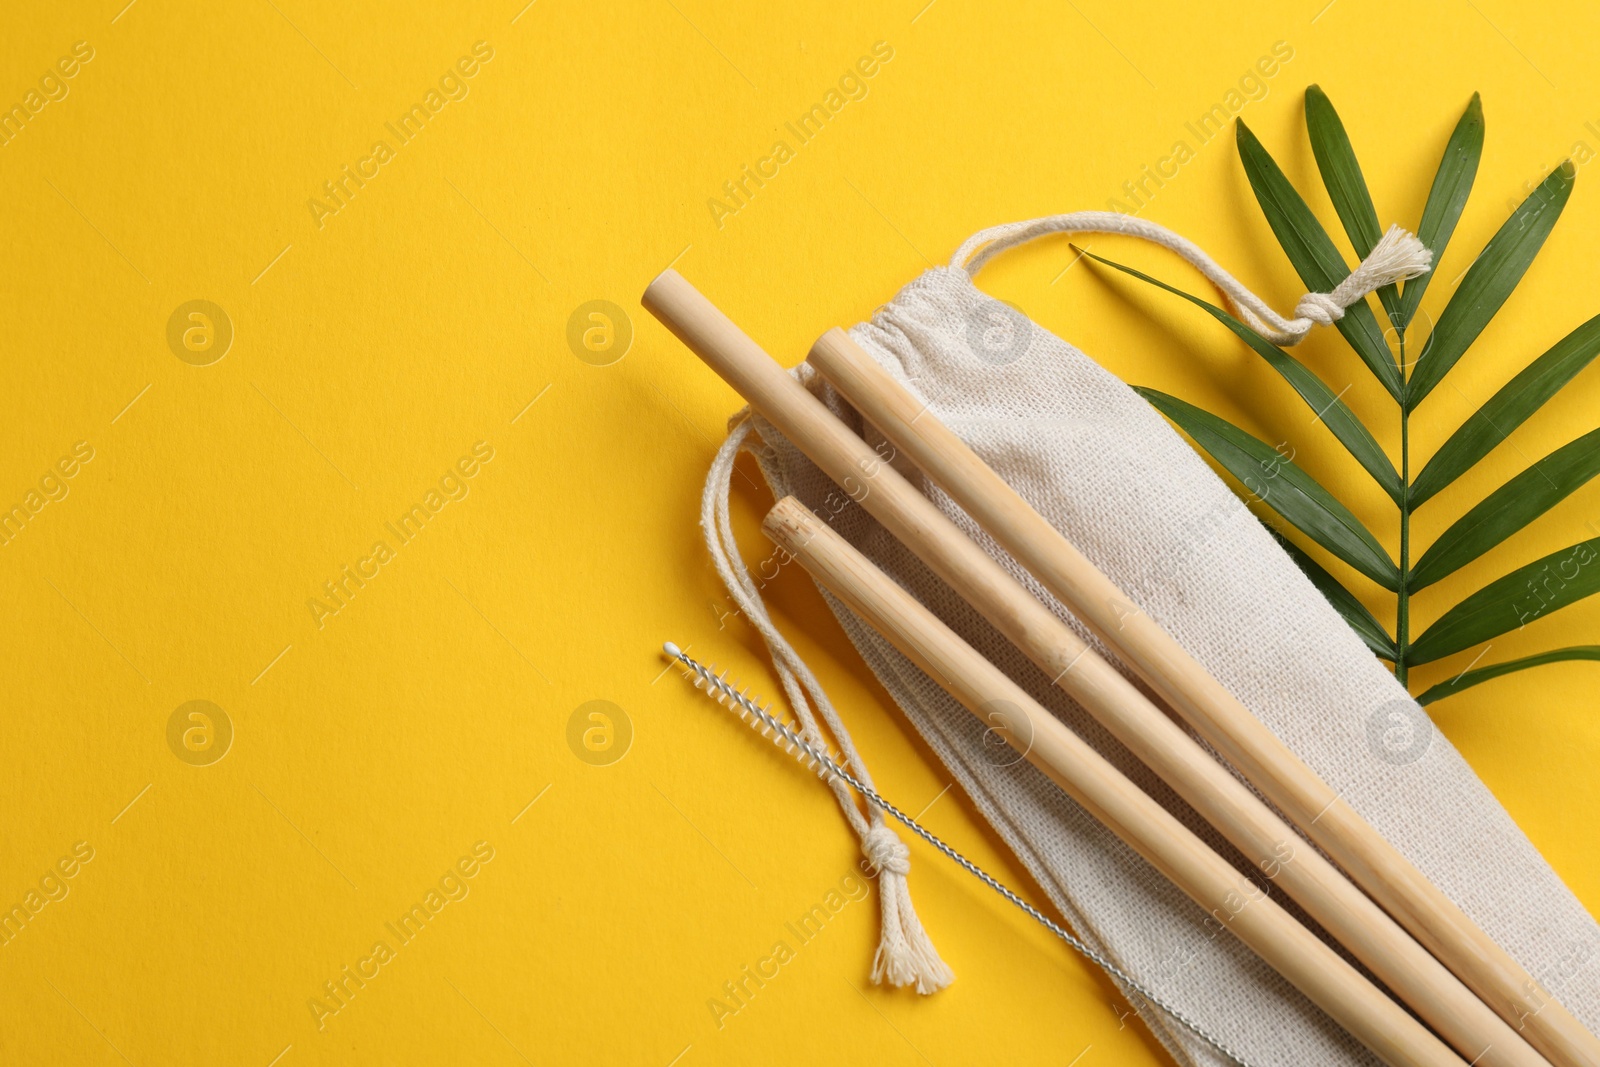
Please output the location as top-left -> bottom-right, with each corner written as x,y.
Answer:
1136,387 -> 1399,589
1416,646 -> 1600,704
1082,248 -> 1401,502
1122,90 -> 1599,702
1410,313 -> 1600,509
1408,536 -> 1600,664
1405,162 -> 1575,410
1410,428 -> 1600,590
1305,85 -> 1401,324
1397,94 -> 1483,330
1236,120 -> 1403,401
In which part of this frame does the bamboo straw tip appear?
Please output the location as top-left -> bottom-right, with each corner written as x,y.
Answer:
808,326 -> 853,363
762,495 -> 818,549
640,267 -> 689,314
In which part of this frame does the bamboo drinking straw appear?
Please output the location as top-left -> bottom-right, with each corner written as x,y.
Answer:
806,327 -> 1600,1067
763,497 -> 1463,1067
640,268 -> 1553,1067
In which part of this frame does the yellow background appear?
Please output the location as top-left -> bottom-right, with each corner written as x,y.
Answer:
3,1 -> 1597,1064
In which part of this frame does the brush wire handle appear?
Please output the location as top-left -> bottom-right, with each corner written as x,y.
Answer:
664,642 -> 1258,1067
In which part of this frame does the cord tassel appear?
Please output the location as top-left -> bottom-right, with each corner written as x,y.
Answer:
863,824 -> 955,993
1292,224 -> 1432,329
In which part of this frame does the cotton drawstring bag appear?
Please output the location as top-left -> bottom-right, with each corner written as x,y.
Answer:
702,212 -> 1600,1066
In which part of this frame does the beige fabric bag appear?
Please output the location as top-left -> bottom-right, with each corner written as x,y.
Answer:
707,218 -> 1600,1066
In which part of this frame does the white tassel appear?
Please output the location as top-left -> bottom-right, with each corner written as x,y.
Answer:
863,825 -> 955,994
1293,224 -> 1432,330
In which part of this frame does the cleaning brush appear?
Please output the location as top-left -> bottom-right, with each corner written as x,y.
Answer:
663,641 -> 1255,1067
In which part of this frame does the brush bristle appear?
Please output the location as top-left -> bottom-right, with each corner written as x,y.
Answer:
668,645 -> 854,789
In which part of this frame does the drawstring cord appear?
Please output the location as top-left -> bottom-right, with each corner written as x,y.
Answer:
702,417 -> 955,994
950,211 -> 1431,346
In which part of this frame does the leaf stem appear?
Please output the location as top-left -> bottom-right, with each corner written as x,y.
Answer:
1397,336 -> 1412,686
